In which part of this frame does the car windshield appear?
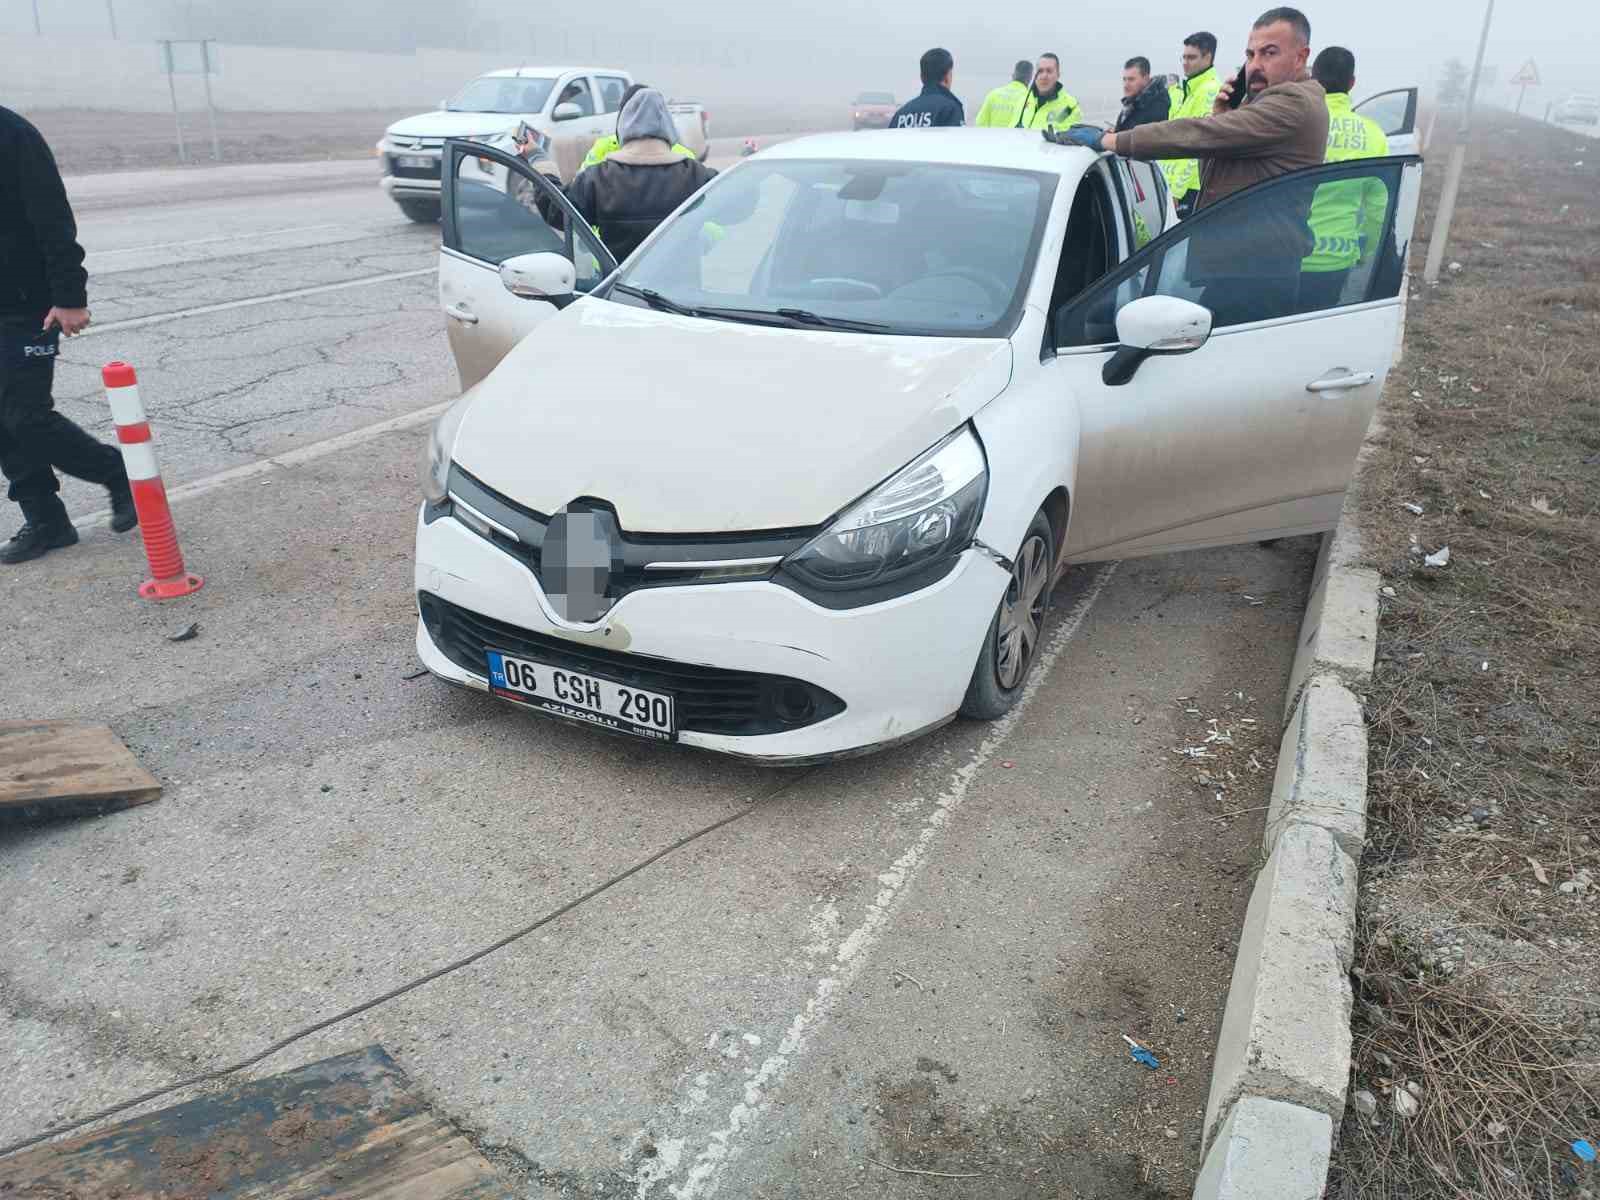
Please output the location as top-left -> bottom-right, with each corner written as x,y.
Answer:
855,92 -> 895,105
609,159 -> 1056,338
446,76 -> 556,114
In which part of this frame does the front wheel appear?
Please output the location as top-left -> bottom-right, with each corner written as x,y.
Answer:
959,509 -> 1056,721
397,197 -> 441,224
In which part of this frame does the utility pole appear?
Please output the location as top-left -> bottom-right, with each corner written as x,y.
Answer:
1423,0 -> 1495,285
106,0 -> 118,39
31,0 -> 41,34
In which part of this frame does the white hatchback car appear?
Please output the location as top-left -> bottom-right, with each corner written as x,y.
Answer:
415,130 -> 1420,763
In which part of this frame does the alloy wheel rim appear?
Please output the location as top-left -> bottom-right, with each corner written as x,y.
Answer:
996,533 -> 1050,690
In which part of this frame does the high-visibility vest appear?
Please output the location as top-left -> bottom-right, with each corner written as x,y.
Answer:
1303,92 -> 1390,273
580,134 -> 698,173
1160,66 -> 1220,202
975,80 -> 1029,128
1018,87 -> 1082,130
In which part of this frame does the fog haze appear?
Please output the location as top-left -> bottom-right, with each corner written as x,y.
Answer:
5,0 -> 1594,111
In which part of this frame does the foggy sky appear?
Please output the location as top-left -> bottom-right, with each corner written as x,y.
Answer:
7,0 -> 1595,110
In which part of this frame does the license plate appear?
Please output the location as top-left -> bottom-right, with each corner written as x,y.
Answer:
396,154 -> 434,169
487,650 -> 676,741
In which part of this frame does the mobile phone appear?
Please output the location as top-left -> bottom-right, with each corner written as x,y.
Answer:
1228,65 -> 1248,109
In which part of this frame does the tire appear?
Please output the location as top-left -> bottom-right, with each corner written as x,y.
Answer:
959,509 -> 1056,721
397,198 -> 441,224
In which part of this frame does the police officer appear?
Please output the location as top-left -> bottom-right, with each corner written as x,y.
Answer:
578,82 -> 699,173
890,49 -> 964,128
975,61 -> 1034,128
0,106 -> 135,565
1016,54 -> 1081,130
1299,47 -> 1389,311
1163,32 -> 1223,216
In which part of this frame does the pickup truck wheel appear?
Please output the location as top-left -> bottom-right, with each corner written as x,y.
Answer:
397,198 -> 441,224
959,508 -> 1055,721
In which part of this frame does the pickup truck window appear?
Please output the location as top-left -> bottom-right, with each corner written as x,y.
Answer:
612,159 -> 1055,338
447,76 -> 556,115
555,78 -> 597,116
597,76 -> 630,113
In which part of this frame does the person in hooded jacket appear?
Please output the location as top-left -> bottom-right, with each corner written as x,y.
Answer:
578,82 -> 699,173
565,89 -> 718,261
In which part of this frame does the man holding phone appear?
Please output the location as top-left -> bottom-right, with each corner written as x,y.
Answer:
1075,7 -> 1325,212
1062,7 -> 1327,326
0,106 -> 136,564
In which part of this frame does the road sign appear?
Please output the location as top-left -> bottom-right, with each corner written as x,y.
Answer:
1511,59 -> 1540,86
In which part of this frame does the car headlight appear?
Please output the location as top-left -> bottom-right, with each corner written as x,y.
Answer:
782,427 -> 987,601
422,396 -> 472,504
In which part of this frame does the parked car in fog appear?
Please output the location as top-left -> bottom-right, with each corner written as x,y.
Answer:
851,92 -> 897,130
1555,94 -> 1599,126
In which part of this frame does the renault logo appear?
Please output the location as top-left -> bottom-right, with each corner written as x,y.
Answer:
542,504 -> 623,624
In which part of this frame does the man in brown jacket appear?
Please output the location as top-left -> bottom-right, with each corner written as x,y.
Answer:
1070,7 -> 1326,325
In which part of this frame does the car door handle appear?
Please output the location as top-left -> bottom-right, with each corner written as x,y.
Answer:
445,303 -> 479,325
1306,370 -> 1375,393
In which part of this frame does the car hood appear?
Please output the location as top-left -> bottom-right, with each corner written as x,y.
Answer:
452,300 -> 1014,533
386,110 -> 526,141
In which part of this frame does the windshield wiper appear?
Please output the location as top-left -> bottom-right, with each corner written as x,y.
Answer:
772,308 -> 893,332
611,283 -> 699,316
682,305 -> 894,332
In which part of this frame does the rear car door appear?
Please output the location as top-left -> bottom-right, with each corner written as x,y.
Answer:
1047,156 -> 1422,561
1354,87 -> 1420,154
439,138 -> 618,390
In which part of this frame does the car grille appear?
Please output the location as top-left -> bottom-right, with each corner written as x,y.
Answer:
446,465 -> 814,602
418,592 -> 846,737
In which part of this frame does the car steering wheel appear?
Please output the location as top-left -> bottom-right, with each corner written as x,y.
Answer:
919,266 -> 1012,303
808,277 -> 884,299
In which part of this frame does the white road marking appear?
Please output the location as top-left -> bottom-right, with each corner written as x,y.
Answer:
73,399 -> 455,531
650,561 -> 1120,1198
87,223 -> 349,257
78,267 -> 438,338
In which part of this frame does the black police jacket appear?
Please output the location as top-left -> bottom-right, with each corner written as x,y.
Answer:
0,107 -> 87,323
889,85 -> 965,129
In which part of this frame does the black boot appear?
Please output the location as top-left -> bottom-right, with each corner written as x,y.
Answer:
108,478 -> 138,534
1,499 -> 79,564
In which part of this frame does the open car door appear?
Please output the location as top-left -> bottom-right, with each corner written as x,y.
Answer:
439,138 -> 618,391
1046,154 -> 1422,562
1354,87 -> 1420,154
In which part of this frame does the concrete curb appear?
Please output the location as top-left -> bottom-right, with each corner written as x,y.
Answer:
1193,491 -> 1382,1197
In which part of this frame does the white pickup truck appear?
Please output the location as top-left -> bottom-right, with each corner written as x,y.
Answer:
378,66 -> 710,223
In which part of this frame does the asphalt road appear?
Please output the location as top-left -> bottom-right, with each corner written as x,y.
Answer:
0,152 -> 1321,1197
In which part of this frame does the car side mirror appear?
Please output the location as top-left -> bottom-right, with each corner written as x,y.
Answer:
500,251 -> 576,301
552,102 -> 583,122
1102,295 -> 1212,386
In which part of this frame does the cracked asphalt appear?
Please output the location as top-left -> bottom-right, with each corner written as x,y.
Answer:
3,158 -> 1319,1196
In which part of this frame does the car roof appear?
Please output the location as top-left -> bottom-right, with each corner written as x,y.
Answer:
480,66 -> 629,79
758,129 -> 1100,177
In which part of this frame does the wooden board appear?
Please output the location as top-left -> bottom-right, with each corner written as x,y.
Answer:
0,1045 -> 511,1198
0,720 -> 162,814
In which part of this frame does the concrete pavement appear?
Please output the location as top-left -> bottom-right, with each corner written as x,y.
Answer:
0,412 -> 1316,1194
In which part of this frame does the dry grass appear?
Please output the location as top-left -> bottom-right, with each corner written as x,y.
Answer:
1329,112 -> 1600,1198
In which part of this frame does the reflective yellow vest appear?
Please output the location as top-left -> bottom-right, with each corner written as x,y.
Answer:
975,80 -> 1030,128
1019,87 -> 1082,130
580,134 -> 698,172
1304,92 -> 1390,273
1160,66 -> 1220,202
